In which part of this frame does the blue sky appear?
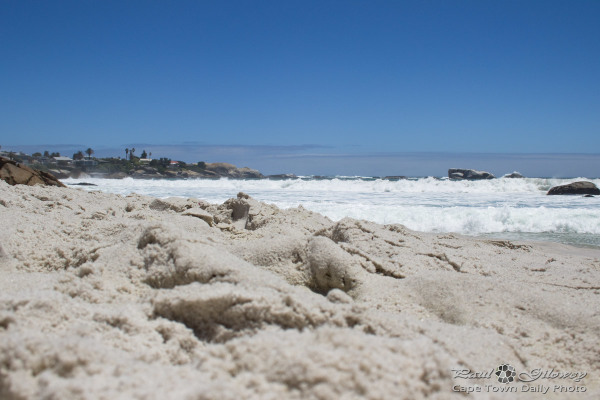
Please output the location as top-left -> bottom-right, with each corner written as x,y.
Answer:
1,0 -> 599,176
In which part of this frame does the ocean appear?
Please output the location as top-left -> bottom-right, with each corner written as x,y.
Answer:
64,176 -> 600,249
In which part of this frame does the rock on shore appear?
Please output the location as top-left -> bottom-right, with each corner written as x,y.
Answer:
1,182 -> 599,399
0,156 -> 65,187
547,181 -> 600,195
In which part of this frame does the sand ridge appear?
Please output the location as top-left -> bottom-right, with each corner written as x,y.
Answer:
0,181 -> 599,399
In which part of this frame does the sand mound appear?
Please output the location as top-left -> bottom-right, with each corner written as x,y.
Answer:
1,183 -> 599,399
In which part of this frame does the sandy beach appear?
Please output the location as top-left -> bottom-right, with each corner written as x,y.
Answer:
1,180 -> 599,399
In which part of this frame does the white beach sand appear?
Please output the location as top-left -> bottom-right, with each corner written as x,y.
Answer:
1,181 -> 599,399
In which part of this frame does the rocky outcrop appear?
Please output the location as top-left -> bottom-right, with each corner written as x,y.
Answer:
448,168 -> 495,180
130,167 -> 173,179
123,163 -> 263,180
45,169 -> 89,179
236,167 -> 264,179
503,172 -> 524,178
547,181 -> 600,195
204,163 -> 263,179
0,157 -> 65,187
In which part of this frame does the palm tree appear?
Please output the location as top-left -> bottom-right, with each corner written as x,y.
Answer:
130,148 -> 136,160
85,148 -> 94,160
125,148 -> 129,160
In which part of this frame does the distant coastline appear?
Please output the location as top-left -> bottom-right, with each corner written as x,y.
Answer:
0,149 -> 267,180
2,148 -> 600,180
0,150 -> 513,181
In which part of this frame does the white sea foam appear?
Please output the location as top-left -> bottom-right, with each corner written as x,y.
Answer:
64,177 -> 600,245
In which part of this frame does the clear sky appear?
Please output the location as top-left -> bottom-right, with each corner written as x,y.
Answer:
1,0 -> 599,176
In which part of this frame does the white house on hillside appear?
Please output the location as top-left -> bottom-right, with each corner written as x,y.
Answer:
52,156 -> 73,166
73,159 -> 98,167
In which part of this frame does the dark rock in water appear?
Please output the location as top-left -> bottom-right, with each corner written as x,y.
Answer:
267,174 -> 298,180
0,157 -> 65,187
584,194 -> 595,198
72,182 -> 98,186
547,181 -> 600,195
504,172 -> 525,179
383,176 -> 407,181
448,168 -> 495,180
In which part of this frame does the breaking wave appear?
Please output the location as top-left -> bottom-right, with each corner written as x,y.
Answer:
64,176 -> 600,246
